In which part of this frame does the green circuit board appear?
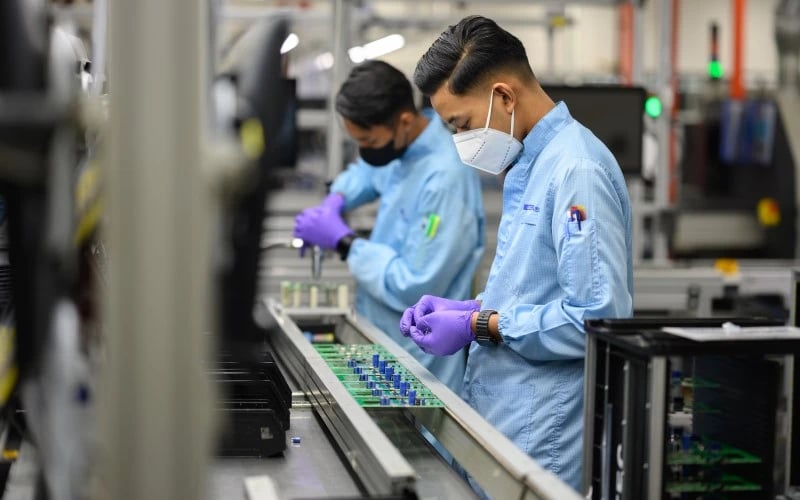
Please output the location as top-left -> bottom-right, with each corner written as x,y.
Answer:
313,344 -> 444,408
666,473 -> 762,494
668,442 -> 762,466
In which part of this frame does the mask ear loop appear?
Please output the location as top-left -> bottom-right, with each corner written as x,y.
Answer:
487,88 -> 516,137
483,90 -> 495,130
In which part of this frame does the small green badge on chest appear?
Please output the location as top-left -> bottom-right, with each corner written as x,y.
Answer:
425,213 -> 441,239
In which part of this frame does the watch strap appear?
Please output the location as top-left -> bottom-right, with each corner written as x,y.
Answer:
475,309 -> 498,345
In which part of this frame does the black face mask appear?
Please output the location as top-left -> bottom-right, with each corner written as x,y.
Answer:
359,133 -> 407,167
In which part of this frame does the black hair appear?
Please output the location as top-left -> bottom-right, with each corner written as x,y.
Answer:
335,60 -> 417,129
413,15 -> 535,96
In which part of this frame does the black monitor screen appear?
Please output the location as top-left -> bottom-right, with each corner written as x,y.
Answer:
543,85 -> 646,176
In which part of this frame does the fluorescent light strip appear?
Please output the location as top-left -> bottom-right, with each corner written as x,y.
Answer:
280,33 -> 299,54
315,34 -> 406,69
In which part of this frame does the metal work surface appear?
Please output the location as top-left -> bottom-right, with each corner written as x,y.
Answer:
210,405 -> 361,500
263,302 -> 417,497
369,409 -> 479,500
263,300 -> 583,500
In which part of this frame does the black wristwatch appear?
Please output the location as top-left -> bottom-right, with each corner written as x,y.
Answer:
336,234 -> 357,261
474,309 -> 499,346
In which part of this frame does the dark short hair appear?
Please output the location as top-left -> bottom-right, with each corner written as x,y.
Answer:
413,15 -> 535,96
335,60 -> 417,129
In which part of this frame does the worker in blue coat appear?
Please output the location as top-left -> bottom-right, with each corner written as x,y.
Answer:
403,16 -> 633,492
294,61 -> 485,395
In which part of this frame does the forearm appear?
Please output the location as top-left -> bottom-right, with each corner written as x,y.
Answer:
330,163 -> 378,210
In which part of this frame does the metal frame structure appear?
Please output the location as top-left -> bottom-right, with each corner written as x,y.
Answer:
263,299 -> 583,499
102,1 -> 214,499
583,318 -> 796,499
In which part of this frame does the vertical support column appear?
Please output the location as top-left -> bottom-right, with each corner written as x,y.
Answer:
651,0 -> 675,262
326,0 -> 351,182
730,0 -> 747,100
582,334 -> 598,494
103,0 -> 214,498
631,0 -> 644,85
629,0 -> 646,263
646,356 -> 668,500
629,178 -> 645,265
618,2 -> 634,86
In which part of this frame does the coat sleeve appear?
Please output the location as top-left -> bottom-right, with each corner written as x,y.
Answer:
346,181 -> 484,312
497,160 -> 632,361
330,159 -> 380,210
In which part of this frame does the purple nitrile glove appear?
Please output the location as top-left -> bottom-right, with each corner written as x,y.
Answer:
412,295 -> 480,325
294,206 -> 354,250
409,309 -> 475,356
399,307 -> 415,337
321,192 -> 346,213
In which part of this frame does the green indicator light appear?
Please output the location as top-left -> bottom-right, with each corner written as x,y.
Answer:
708,60 -> 724,79
645,96 -> 663,119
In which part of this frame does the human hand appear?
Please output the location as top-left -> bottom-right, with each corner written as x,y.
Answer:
408,309 -> 474,356
399,307 -> 415,337
293,206 -> 353,250
321,192 -> 346,213
400,296 -> 479,338
413,295 -> 479,324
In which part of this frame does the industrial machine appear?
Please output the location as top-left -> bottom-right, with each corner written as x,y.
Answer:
582,317 -> 796,500
213,16 -> 298,458
672,3 -> 800,261
0,1 -> 103,498
241,299 -> 582,500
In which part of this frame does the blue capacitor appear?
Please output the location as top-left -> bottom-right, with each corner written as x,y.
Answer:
393,374 -> 401,388
385,366 -> 394,380
408,390 -> 416,406
379,360 -> 387,374
359,373 -> 368,382
366,380 -> 375,389
372,353 -> 380,368
372,388 -> 382,397
420,398 -> 426,406
380,396 -> 390,406
399,381 -> 408,396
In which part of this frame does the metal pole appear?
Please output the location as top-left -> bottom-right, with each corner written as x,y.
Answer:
547,26 -> 556,77
652,0 -> 674,262
631,0 -> 644,85
326,0 -> 351,182
581,335 -> 598,494
103,0 -> 214,498
646,357 -> 668,500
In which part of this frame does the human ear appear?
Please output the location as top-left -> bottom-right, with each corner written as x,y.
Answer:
492,83 -> 517,114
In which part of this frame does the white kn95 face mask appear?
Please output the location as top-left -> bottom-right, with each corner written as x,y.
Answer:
452,90 -> 524,175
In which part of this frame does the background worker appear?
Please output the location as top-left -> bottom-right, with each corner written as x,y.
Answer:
294,60 -> 485,394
